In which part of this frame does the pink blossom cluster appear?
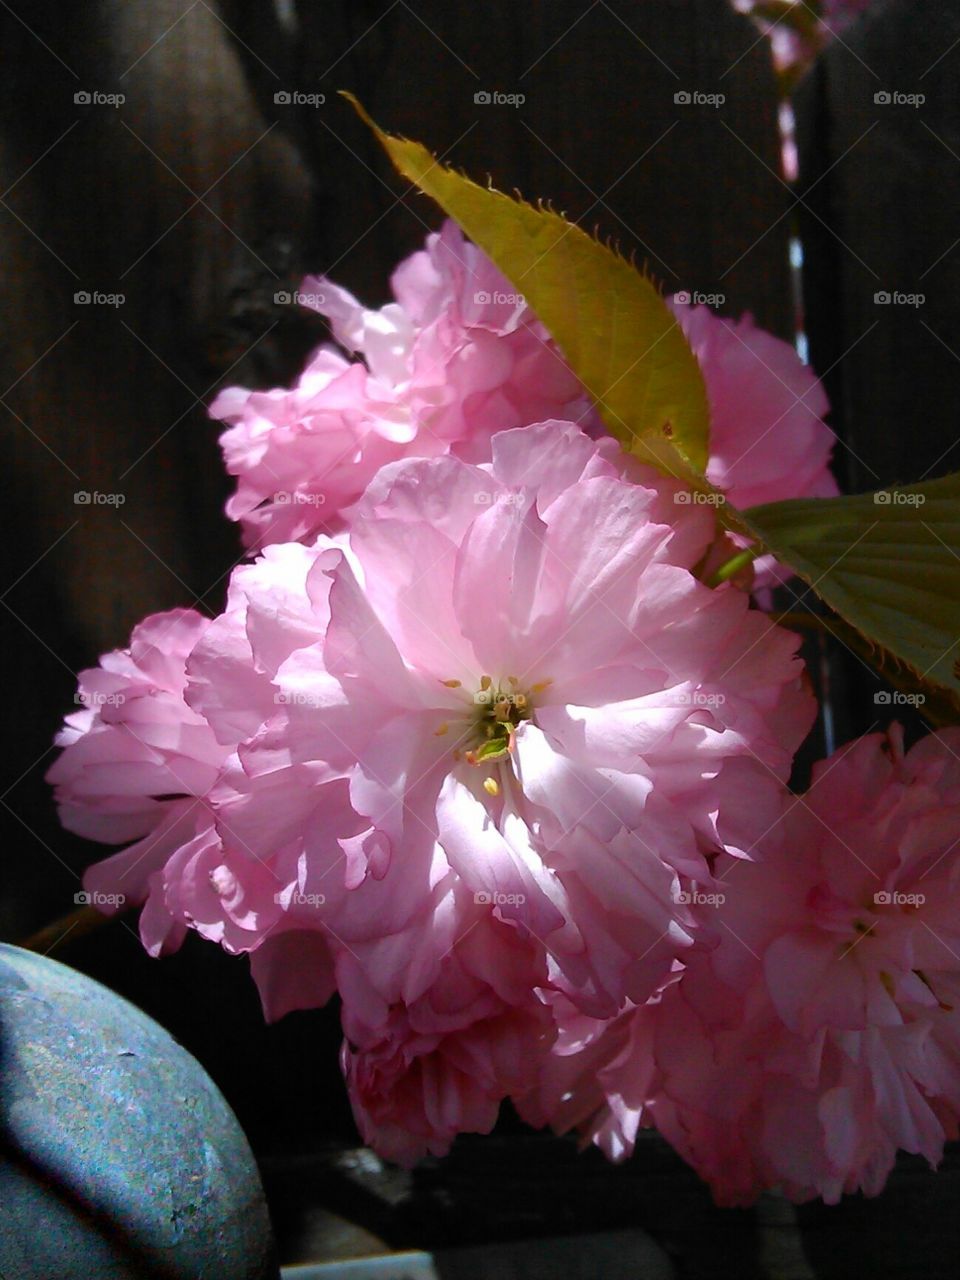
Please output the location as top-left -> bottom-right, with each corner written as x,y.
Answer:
211,221 -> 594,550
49,222 -> 960,1203
519,727 -> 960,1204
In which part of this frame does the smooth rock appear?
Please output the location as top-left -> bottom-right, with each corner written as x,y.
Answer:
0,943 -> 279,1279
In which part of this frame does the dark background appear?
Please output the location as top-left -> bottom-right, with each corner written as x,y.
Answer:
1,0 -> 959,1273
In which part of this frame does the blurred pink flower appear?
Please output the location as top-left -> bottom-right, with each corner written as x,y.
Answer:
541,726 -> 960,1204
514,988 -> 661,1162
211,221 -> 592,550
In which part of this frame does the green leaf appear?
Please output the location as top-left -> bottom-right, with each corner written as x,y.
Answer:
742,477 -> 960,715
343,92 -> 710,474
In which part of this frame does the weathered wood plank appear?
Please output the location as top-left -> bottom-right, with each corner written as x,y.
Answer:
284,0 -> 793,330
0,0 -> 313,934
794,0 -> 960,745
797,0 -> 960,493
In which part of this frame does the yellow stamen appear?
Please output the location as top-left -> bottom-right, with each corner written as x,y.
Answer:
513,693 -> 527,711
531,678 -> 553,694
434,723 -> 449,736
441,678 -> 461,688
508,675 -> 519,687
480,675 -> 492,691
483,777 -> 500,797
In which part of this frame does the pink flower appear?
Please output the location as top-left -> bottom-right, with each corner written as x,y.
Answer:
306,220 -> 593,455
667,297 -> 838,589
212,350 -> 426,552
211,221 -> 592,549
668,298 -> 838,512
193,420 -> 814,1030
46,599 -> 340,1021
148,545 -> 352,1012
339,905 -> 555,1164
547,726 -> 960,1204
46,610 -> 229,953
514,989 -> 661,1162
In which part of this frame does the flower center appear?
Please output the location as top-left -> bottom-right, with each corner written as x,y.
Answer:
466,675 -> 532,766
436,675 -> 552,790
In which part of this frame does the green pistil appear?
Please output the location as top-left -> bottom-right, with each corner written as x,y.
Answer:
464,677 -> 533,766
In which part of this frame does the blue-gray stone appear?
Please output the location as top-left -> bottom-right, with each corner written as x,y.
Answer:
0,943 -> 279,1279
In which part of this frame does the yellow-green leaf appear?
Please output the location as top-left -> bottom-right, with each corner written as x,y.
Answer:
743,477 -> 960,715
343,92 -> 710,474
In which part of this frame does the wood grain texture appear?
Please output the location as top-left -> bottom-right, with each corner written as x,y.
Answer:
0,0 -> 313,933
282,0 -> 793,330
794,0 -> 960,747
796,0 -> 960,493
